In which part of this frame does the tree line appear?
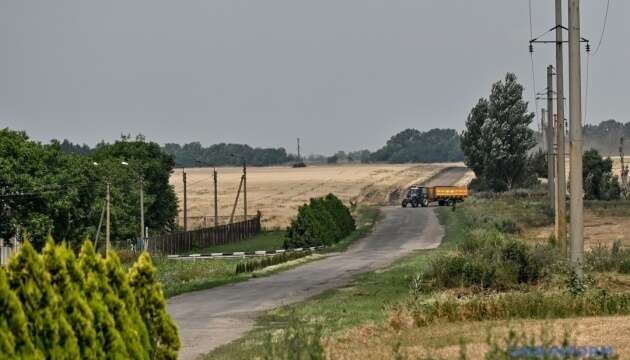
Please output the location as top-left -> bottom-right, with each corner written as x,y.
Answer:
0,129 -> 178,249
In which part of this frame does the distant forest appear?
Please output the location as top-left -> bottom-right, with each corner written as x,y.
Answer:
57,120 -> 630,167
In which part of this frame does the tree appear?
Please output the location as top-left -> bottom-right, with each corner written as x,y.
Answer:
371,128 -> 464,163
461,73 -> 537,191
128,253 -> 180,360
583,149 -> 621,200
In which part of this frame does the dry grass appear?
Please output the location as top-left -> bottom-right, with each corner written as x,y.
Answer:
327,316 -> 630,359
171,164 -> 452,229
525,209 -> 630,249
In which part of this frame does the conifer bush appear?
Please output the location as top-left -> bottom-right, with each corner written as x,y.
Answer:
0,268 -> 39,359
0,238 -> 180,359
129,253 -> 180,360
285,193 -> 355,248
7,240 -> 80,358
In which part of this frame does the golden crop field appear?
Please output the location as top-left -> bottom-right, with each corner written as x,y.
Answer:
170,163 -> 471,229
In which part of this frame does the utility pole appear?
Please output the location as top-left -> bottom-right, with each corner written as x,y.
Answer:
568,0 -> 584,272
555,0 -> 568,257
213,168 -> 218,227
242,162 -> 247,220
297,138 -> 302,162
620,137 -> 629,195
106,181 -> 111,256
546,67 -> 556,213
183,169 -> 188,231
139,177 -> 145,250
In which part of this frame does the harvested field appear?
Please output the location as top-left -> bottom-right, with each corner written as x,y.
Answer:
170,163 -> 462,229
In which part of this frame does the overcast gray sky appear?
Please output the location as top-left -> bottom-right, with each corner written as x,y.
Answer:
1,1 -> 627,154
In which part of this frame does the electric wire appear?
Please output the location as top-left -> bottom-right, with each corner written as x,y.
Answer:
592,0 -> 611,56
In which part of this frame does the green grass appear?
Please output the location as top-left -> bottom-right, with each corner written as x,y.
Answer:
186,231 -> 286,254
154,257 -> 247,298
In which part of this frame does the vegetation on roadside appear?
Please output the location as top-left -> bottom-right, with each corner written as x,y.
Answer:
235,251 -> 312,275
0,238 -> 179,359
284,194 -> 355,249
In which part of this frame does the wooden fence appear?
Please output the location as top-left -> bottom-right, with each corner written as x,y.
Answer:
148,213 -> 262,255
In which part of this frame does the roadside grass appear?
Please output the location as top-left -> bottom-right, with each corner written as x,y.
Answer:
185,230 -> 286,254
156,206 -> 380,299
154,257 -> 246,298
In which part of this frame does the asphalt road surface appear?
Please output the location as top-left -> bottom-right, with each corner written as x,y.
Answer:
168,166 -> 468,359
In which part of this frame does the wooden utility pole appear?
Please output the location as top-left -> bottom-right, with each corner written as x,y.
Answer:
183,169 -> 188,231
546,67 -> 556,213
213,168 -> 218,227
568,0 -> 584,272
555,0 -> 568,256
242,162 -> 247,220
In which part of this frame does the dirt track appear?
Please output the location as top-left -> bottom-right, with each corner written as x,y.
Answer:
168,167 -> 469,359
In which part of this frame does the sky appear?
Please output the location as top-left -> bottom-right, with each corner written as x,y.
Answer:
1,1 -> 628,155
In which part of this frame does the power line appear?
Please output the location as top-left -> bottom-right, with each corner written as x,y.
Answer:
592,0 -> 611,55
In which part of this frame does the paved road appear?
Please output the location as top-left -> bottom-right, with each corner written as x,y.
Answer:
168,167 -> 467,359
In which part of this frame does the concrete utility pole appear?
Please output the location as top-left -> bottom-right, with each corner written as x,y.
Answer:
546,67 -> 556,213
297,138 -> 302,162
555,0 -> 568,256
213,168 -> 218,227
568,0 -> 584,271
183,169 -> 188,231
106,181 -> 111,256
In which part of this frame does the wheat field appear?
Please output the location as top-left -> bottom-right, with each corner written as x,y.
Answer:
170,163 -> 470,229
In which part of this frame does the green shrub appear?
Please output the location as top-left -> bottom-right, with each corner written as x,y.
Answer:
0,268 -> 39,359
7,240 -> 80,358
285,194 -> 355,249
235,251 -> 312,275
586,240 -> 630,274
422,229 -> 557,291
79,242 -> 128,358
42,239 -> 100,359
129,253 -> 180,360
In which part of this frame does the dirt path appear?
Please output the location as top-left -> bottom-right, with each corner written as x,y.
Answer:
168,167 -> 468,359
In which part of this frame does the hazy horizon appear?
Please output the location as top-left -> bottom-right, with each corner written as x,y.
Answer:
2,1 -> 628,154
